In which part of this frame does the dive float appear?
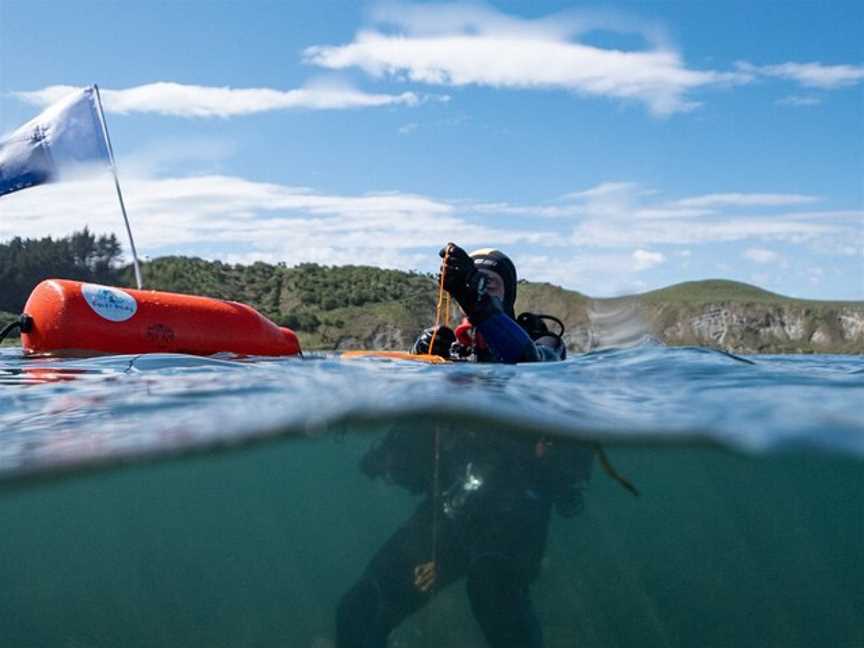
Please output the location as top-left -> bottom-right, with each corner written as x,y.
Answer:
20,279 -> 301,357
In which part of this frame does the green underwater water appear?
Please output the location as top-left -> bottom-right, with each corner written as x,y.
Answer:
1,427 -> 862,648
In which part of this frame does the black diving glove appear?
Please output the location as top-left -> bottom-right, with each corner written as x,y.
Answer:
439,243 -> 501,325
411,325 -> 456,357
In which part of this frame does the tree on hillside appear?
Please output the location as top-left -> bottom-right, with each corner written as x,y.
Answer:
0,228 -> 123,313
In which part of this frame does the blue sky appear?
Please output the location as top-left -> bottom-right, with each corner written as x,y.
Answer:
1,1 -> 862,299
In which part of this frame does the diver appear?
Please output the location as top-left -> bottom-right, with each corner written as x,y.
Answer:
336,243 -> 594,648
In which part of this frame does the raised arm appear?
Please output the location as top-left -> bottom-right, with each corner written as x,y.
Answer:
439,242 -> 540,363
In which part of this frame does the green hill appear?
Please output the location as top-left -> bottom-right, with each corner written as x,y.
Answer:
639,279 -> 860,307
641,279 -> 787,304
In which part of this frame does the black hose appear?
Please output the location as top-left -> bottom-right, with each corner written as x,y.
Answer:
0,321 -> 21,344
0,314 -> 33,344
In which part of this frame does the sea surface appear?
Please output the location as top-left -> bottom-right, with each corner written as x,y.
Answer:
1,344 -> 862,647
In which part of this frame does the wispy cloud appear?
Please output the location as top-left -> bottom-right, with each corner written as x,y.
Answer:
673,193 -> 820,208
516,252 -> 647,295
0,173 -> 547,271
570,218 -> 841,248
775,95 -> 822,107
483,185 -> 822,221
806,266 -> 825,286
744,248 -> 780,264
737,61 -> 864,89
565,183 -> 848,248
475,182 -> 857,252
632,249 -> 666,270
304,3 -> 748,116
13,81 -> 431,117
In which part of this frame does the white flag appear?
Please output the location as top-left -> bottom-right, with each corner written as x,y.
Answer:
0,86 -> 109,197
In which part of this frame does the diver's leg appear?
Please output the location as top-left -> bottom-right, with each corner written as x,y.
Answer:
336,501 -> 465,648
464,498 -> 551,648
336,576 -> 391,648
466,554 -> 543,648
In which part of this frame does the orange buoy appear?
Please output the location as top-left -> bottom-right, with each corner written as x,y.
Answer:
21,279 -> 301,357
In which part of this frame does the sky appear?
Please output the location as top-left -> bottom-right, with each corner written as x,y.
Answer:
0,0 -> 862,299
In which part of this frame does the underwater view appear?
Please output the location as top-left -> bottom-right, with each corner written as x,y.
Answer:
1,345 -> 862,647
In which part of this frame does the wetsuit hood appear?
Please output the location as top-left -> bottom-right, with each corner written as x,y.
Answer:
469,248 -> 517,317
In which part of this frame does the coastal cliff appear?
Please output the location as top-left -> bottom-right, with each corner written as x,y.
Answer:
516,280 -> 864,354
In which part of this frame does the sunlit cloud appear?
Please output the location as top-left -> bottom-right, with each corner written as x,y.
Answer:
13,81 -> 432,117
744,248 -> 781,264
632,249 -> 666,271
304,3 -> 748,116
775,95 -> 822,107
474,182 -> 857,252
488,185 -> 823,221
515,252 -> 646,296
570,215 -> 841,247
737,61 -> 864,89
0,173 -> 546,272
806,266 -> 825,286
674,193 -> 820,208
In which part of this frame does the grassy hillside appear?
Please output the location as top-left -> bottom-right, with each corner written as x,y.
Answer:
639,279 -> 860,307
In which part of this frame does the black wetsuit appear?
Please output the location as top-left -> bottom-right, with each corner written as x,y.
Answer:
336,319 -> 593,648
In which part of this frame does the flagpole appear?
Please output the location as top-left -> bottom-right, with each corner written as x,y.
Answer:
92,84 -> 143,290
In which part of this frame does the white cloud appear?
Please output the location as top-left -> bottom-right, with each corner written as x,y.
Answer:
674,193 -> 820,208
535,182 -> 855,251
776,95 -> 822,107
744,248 -> 780,264
632,249 -> 666,270
0,173 -> 547,271
807,266 -> 825,286
515,252 -> 646,295
470,182 -> 856,252
571,218 -> 839,248
14,81 -> 429,117
398,122 -> 419,135
500,183 -> 827,220
737,61 -> 864,89
562,181 -> 648,201
304,4 -> 748,116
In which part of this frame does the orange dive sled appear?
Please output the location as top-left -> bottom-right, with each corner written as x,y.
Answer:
21,279 -> 301,357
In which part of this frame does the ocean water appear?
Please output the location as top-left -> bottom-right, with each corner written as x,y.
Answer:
0,344 -> 862,647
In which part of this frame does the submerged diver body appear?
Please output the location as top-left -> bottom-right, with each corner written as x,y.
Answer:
336,244 -> 594,648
